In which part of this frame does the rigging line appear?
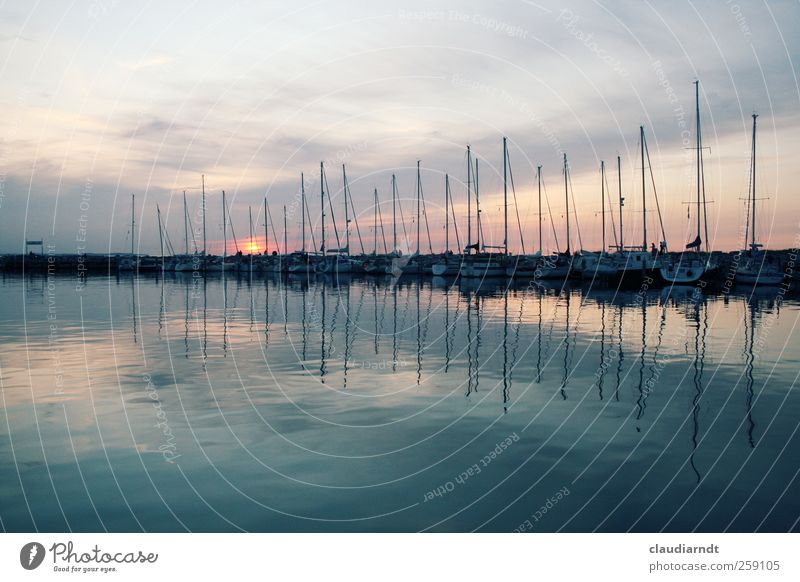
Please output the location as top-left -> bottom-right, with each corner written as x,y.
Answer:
224,196 -> 239,253
643,137 -> 668,249
700,129 -> 710,254
266,202 -> 279,254
541,170 -> 561,253
567,167 -> 583,251
346,178 -> 365,254
323,167 -> 342,251
507,149 -> 526,255
159,210 -> 175,256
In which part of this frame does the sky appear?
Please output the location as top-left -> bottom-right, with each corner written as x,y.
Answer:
0,0 -> 798,255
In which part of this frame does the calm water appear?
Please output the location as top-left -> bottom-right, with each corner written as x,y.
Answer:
1,272 -> 799,532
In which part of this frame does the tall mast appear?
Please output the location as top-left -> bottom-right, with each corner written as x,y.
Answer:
503,137 -> 508,256
445,174 -> 450,253
695,80 -> 701,250
131,193 -> 135,256
283,205 -> 288,256
640,126 -> 647,251
222,190 -> 227,260
392,174 -> 397,252
537,165 -> 542,254
264,197 -> 268,254
343,165 -> 350,254
249,206 -> 255,255
373,188 -> 378,255
183,191 -> 189,255
201,175 -> 206,256
466,145 -> 472,254
751,112 -> 758,251
320,162 -> 325,254
601,161 -> 606,253
618,156 -> 623,251
564,154 -> 570,254
416,160 -> 421,255
475,158 -> 481,251
156,204 -> 163,257
296,172 -> 306,254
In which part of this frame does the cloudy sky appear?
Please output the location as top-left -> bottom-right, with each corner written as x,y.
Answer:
1,0 -> 798,254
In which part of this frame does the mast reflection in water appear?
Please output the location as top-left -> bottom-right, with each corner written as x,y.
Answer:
1,273 -> 798,532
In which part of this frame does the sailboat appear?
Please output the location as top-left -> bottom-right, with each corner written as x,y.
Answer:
613,127 -> 665,282
507,164 -> 543,279
383,173 -> 411,276
431,174 -> 461,276
660,81 -> 716,284
362,187 -> 393,274
533,154 -> 574,280
403,161 -> 434,275
460,139 -> 508,278
316,162 -> 356,274
205,190 -> 238,271
577,160 -> 618,279
735,113 -> 782,285
174,191 -> 201,272
118,193 -> 138,271
287,173 -> 315,274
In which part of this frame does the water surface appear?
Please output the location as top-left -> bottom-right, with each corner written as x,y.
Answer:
1,272 -> 799,532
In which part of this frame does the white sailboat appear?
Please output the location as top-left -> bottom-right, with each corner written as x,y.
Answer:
578,160 -> 618,279
735,113 -> 783,286
613,129 -> 665,280
660,81 -> 715,284
461,141 -> 508,278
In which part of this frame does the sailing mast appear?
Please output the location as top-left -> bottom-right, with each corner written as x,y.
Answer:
503,137 -> 508,256
300,173 -> 306,253
601,161 -> 606,253
618,156 -> 623,250
750,112 -> 758,253
445,174 -> 450,253
131,193 -> 135,256
466,145 -> 472,254
156,204 -> 163,257
222,190 -> 227,261
320,162 -> 325,255
537,165 -> 542,254
392,174 -> 397,252
695,81 -> 701,252
416,161 -> 421,255
183,191 -> 189,255
343,165 -> 350,254
249,206 -> 254,255
264,197 -> 268,254
640,126 -> 647,251
373,188 -> 378,255
476,158 -> 482,252
201,175 -> 206,256
283,205 -> 288,256
564,154 -> 570,255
